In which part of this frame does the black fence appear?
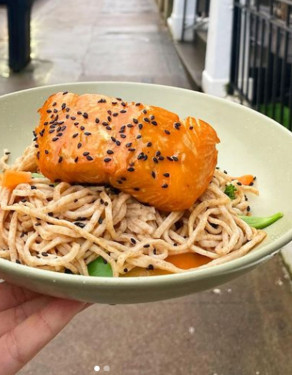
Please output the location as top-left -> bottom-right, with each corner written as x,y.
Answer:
181,0 -> 210,41
229,0 -> 292,130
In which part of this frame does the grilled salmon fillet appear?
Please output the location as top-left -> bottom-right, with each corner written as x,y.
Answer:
35,92 -> 219,211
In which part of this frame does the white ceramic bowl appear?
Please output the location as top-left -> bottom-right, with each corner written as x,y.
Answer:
0,82 -> 291,304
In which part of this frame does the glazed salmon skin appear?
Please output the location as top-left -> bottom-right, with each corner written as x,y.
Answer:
35,92 -> 220,211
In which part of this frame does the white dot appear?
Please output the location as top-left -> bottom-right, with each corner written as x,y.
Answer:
188,326 -> 195,334
103,365 -> 110,372
94,365 -> 100,372
212,288 -> 221,295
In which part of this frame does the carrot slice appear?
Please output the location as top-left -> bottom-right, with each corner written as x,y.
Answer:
166,252 -> 210,269
2,170 -> 31,190
236,174 -> 254,186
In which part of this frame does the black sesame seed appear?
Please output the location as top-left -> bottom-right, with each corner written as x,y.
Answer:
74,122 -> 79,126
80,126 -> 85,131
127,124 -> 133,128
163,173 -> 170,177
83,151 -> 90,156
162,184 -> 168,188
136,135 -> 142,139
126,143 -> 132,147
143,155 -> 148,161
247,206 -> 251,212
52,102 -> 57,106
151,171 -> 156,179
63,91 -> 68,95
127,167 -> 135,172
46,109 -> 52,113
120,134 -> 126,139
86,155 -> 93,161
95,118 -> 100,124
144,117 -> 150,123
77,143 -> 82,149
42,252 -> 49,257
102,122 -> 108,126
112,112 -> 118,117
107,150 -> 114,155
174,122 -> 181,129
138,123 -> 143,130
133,118 -> 138,124
131,238 -> 136,244
104,158 -> 112,163
120,109 -> 127,114
143,244 -> 150,248
58,156 -> 63,163
61,103 -> 66,110
36,151 -> 40,159
128,148 -> 136,152
49,129 -> 55,134
84,132 -> 92,136
111,136 -> 116,142
172,156 -> 179,161
74,157 -> 79,163
31,185 -> 37,190
105,126 -> 112,131
53,108 -> 58,113
74,222 -> 86,228
34,144 -> 39,148
147,142 -> 152,147
147,264 -> 154,270
107,116 -> 112,122
72,133 -> 78,138
158,156 -> 164,161
112,101 -> 117,105
151,121 -> 157,126
134,187 -> 140,191
124,268 -> 128,273
189,126 -> 194,130
52,137 -> 59,142
121,102 -> 126,107
135,102 -> 141,106
164,130 -> 170,135
116,140 -> 121,146
137,152 -> 144,160
121,177 -> 127,181
83,112 -> 88,119
156,151 -> 161,157
45,150 -> 49,155
44,121 -> 48,125
153,157 -> 158,164
56,132 -> 63,137
143,109 -> 147,114
98,217 -> 103,224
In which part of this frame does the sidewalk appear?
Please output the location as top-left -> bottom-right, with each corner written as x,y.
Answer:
1,1 -> 292,374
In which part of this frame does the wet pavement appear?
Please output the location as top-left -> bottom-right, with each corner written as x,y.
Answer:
1,1 -> 292,374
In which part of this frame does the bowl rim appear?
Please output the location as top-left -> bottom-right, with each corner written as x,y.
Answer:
0,81 -> 292,287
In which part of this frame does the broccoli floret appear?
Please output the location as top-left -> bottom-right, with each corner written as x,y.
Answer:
224,184 -> 237,200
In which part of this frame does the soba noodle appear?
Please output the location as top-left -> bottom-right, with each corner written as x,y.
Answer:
0,147 -> 266,277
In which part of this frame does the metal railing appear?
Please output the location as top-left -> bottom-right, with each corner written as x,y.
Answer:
181,0 -> 210,41
229,0 -> 292,130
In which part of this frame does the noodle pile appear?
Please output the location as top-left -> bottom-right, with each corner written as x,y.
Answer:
0,148 -> 266,277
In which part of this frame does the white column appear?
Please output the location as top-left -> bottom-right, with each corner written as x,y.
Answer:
202,0 -> 234,97
167,0 -> 197,41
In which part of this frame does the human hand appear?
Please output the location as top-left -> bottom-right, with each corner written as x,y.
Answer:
0,282 -> 87,375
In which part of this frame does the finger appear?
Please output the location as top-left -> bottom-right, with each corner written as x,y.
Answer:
0,283 -> 40,312
0,298 -> 86,375
0,296 -> 52,336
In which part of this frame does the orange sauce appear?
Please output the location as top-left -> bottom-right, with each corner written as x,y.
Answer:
122,252 -> 211,277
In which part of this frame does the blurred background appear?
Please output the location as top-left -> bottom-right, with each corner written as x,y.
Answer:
1,0 -> 292,374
